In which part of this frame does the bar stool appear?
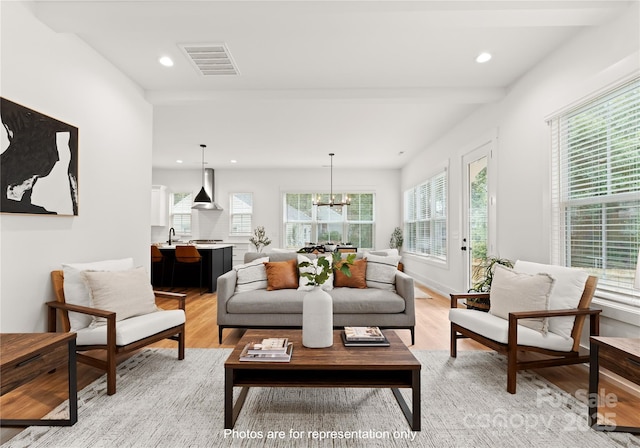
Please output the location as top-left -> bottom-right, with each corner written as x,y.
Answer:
172,245 -> 203,294
151,245 -> 166,287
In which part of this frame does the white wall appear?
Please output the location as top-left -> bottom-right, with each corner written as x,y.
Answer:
0,2 -> 153,332
152,167 -> 401,250
401,3 -> 639,337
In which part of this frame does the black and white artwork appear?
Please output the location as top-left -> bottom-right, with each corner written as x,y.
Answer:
0,98 -> 78,215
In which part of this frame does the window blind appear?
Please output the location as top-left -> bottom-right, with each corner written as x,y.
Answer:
404,168 -> 448,260
550,78 -> 640,302
230,193 -> 253,236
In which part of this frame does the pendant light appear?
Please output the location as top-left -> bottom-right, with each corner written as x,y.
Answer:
313,153 -> 350,207
194,144 -> 212,203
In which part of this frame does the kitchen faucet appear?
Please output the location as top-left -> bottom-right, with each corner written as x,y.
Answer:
168,227 -> 175,245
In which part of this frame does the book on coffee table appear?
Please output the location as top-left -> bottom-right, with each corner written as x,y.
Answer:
240,342 -> 293,362
341,332 -> 390,347
344,326 -> 385,341
245,338 -> 289,355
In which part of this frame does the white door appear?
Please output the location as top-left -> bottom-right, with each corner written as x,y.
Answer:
462,140 -> 495,290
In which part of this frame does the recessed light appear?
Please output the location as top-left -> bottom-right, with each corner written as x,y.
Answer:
476,52 -> 492,63
176,160 -> 183,164
159,56 -> 174,67
230,159 -> 237,164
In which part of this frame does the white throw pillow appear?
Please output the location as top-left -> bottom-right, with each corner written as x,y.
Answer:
514,260 -> 590,339
82,267 -> 159,327
297,254 -> 334,291
62,258 -> 134,331
489,264 -> 554,334
364,252 -> 401,290
234,257 -> 269,292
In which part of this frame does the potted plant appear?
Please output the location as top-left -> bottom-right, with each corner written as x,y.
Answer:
249,226 -> 272,253
466,256 -> 513,311
389,227 -> 404,252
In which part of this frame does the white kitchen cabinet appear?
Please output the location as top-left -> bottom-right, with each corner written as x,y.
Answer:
151,185 -> 168,226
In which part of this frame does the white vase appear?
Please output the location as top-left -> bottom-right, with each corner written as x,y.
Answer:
302,286 -> 333,348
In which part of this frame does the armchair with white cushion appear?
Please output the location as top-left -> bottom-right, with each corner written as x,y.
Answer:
47,258 -> 186,395
449,260 -> 601,394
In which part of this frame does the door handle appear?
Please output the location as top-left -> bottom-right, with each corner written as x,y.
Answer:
461,238 -> 467,251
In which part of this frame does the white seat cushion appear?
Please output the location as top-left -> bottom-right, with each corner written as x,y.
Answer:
75,309 -> 185,346
449,308 -> 573,352
514,261 -> 589,339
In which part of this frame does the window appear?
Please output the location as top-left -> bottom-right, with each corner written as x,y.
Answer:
404,169 -> 447,260
550,78 -> 640,303
170,192 -> 192,235
283,193 -> 375,249
230,193 -> 253,236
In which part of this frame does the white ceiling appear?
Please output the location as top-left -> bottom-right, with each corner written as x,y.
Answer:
32,0 -> 630,169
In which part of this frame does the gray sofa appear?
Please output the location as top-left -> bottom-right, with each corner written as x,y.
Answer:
216,251 -> 415,344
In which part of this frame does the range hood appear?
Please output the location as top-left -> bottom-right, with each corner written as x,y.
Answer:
192,168 -> 223,210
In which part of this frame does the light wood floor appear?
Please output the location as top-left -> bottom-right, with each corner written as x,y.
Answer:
2,285 -> 639,441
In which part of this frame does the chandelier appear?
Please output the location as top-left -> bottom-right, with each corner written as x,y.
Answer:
313,153 -> 350,208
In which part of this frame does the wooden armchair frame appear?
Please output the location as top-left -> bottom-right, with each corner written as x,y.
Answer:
46,270 -> 186,395
450,275 -> 601,393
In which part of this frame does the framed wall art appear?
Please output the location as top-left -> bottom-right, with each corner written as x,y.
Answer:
0,98 -> 79,215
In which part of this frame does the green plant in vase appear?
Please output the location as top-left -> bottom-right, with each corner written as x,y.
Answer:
467,256 -> 513,311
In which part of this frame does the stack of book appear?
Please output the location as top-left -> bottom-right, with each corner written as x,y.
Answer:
239,337 -> 293,362
341,326 -> 390,347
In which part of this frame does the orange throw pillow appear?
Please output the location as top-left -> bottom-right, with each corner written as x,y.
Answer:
334,258 -> 367,289
264,259 -> 299,290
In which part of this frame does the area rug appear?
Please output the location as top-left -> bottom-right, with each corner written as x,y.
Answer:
3,349 -> 638,448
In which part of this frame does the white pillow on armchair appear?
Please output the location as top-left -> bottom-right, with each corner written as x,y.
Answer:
62,258 -> 134,331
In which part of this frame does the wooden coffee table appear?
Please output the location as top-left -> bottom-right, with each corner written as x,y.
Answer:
224,329 -> 421,430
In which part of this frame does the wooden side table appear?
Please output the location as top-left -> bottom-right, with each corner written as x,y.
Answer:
589,336 -> 640,434
1,333 -> 78,426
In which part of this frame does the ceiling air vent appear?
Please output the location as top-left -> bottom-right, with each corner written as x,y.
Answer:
179,43 -> 239,76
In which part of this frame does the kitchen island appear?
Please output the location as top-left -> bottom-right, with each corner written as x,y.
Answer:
153,244 -> 233,293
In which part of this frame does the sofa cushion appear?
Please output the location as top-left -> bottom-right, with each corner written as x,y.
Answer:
75,309 -> 185,346
449,308 -> 573,352
62,257 -> 135,331
330,288 -> 406,314
234,257 -> 269,292
489,265 -> 554,333
82,267 -> 159,326
225,288 -> 406,315
514,260 -> 589,339
264,259 -> 299,290
297,254 -> 333,291
364,252 -> 401,290
227,289 -> 306,314
334,258 -> 367,288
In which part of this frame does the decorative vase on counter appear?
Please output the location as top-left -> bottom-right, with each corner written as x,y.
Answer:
302,286 -> 333,348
